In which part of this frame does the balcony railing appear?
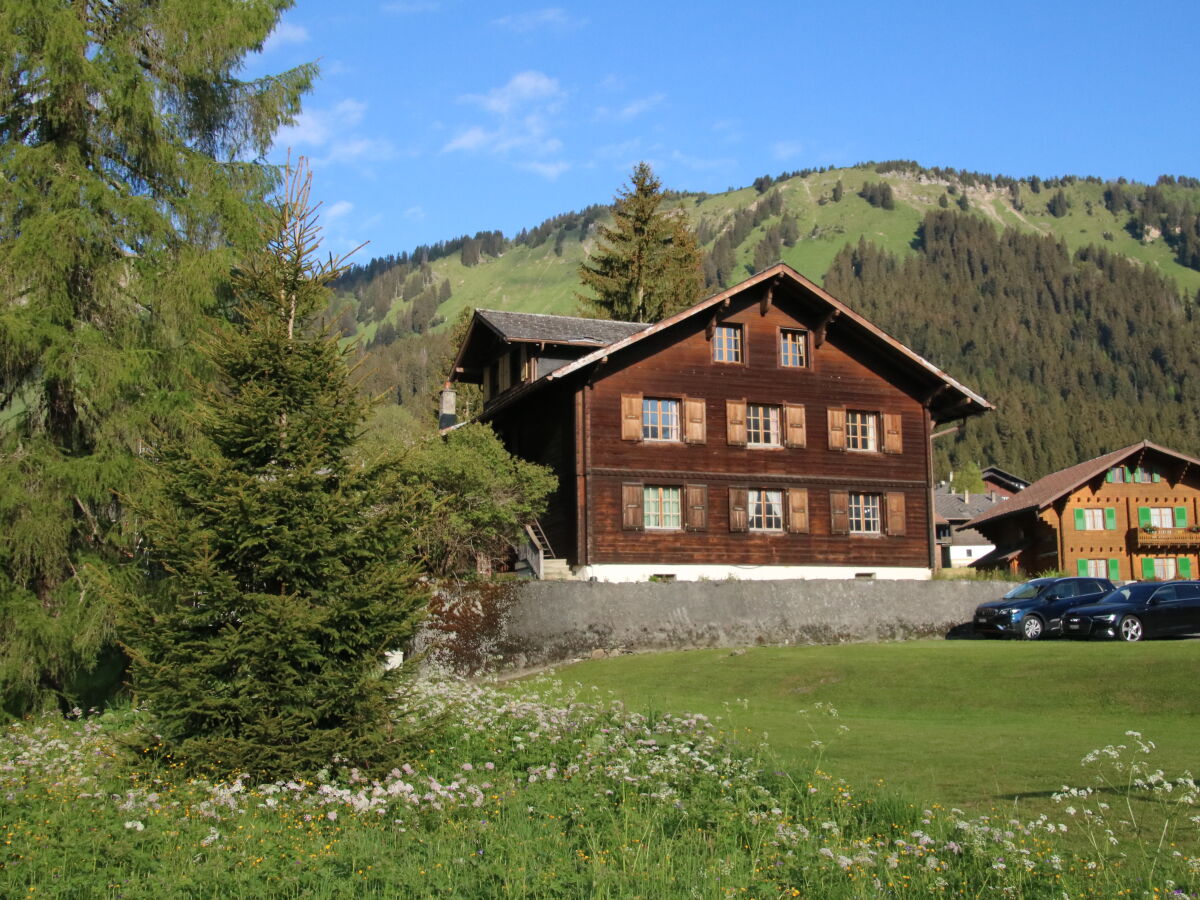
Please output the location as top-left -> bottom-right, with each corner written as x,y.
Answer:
1134,527 -> 1200,548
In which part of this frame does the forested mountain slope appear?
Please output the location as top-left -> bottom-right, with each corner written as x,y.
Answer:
336,162 -> 1200,480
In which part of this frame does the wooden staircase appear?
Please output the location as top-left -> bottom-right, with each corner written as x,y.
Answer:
523,521 -> 573,580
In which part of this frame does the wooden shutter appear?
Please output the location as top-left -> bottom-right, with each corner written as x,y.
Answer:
1176,506 -> 1189,528
786,488 -> 809,533
683,397 -> 706,444
1076,559 -> 1088,576
1108,559 -> 1120,581
829,490 -> 850,534
886,492 -> 907,536
1137,507 -> 1152,528
728,487 -> 748,532
827,407 -> 846,451
685,484 -> 708,531
1141,557 -> 1156,579
1105,508 -> 1117,530
621,483 -> 644,531
882,413 -> 903,454
1179,557 -> 1193,578
783,403 -> 807,448
1073,509 -> 1086,530
621,394 -> 643,442
726,399 -> 747,446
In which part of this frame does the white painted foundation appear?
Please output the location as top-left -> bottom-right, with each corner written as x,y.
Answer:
573,564 -> 933,583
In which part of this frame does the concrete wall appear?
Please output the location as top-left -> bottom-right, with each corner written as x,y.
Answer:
418,578 -> 1011,672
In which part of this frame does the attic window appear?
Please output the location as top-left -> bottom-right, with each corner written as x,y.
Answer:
713,325 -> 743,363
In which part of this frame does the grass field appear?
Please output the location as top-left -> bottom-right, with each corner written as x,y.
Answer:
541,639 -> 1200,815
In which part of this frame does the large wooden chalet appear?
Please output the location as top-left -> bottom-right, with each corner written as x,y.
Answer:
447,264 -> 991,581
966,441 -> 1200,580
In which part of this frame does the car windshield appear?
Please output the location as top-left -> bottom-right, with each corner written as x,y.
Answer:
1097,585 -> 1152,605
1002,580 -> 1050,600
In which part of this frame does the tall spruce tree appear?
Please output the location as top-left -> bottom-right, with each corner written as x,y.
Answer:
0,1 -> 314,713
578,162 -> 704,322
121,166 -> 427,776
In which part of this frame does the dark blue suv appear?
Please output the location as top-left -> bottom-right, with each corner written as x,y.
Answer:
973,576 -> 1117,640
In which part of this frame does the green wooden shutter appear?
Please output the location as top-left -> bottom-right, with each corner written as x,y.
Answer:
1175,506 -> 1188,528
1153,472 -> 1162,483
1138,507 -> 1152,528
1073,509 -> 1085,530
1105,468 -> 1115,483
1104,508 -> 1117,530
1141,557 -> 1156,579
1076,559 -> 1088,576
1124,466 -> 1133,482
1179,558 -> 1193,578
1108,559 -> 1120,581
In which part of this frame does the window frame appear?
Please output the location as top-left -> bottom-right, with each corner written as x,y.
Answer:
712,324 -> 744,364
845,410 -> 879,452
747,488 -> 784,532
643,485 -> 683,531
778,328 -> 809,369
848,492 -> 882,535
641,397 -> 681,442
1149,507 -> 1176,529
745,403 -> 782,448
1080,508 -> 1106,530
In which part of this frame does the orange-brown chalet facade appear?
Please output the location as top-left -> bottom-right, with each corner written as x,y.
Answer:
448,264 -> 991,581
965,441 -> 1200,581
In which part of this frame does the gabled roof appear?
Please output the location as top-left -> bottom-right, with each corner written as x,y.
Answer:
475,309 -> 648,346
981,466 -> 1030,493
966,440 -> 1200,530
934,486 -> 1005,523
456,263 -> 992,424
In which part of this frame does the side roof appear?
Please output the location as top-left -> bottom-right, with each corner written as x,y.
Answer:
966,440 -> 1200,530
475,309 -> 648,346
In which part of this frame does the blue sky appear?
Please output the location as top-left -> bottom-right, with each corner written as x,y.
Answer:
249,0 -> 1200,260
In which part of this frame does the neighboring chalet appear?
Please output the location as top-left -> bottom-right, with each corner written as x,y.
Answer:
966,441 -> 1200,580
934,487 -> 1004,568
447,264 -> 992,581
981,466 -> 1030,499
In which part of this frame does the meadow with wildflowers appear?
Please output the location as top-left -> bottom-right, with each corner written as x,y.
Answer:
2,651 -> 1197,898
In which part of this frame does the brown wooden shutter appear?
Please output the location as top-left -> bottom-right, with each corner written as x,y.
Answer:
886,492 -> 906,536
621,393 -> 643,442
829,489 -> 850,534
827,407 -> 846,451
882,413 -> 903,454
728,487 -> 749,532
784,403 -> 807,448
685,483 -> 708,531
786,487 -> 810,533
683,397 -> 706,444
726,399 -> 747,446
622,483 -> 644,531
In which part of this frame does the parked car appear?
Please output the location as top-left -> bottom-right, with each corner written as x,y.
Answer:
1062,580 -> 1200,641
973,576 -> 1116,640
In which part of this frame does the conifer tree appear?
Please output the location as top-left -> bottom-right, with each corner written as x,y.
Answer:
0,0 -> 314,713
121,166 -> 427,776
578,162 -> 704,322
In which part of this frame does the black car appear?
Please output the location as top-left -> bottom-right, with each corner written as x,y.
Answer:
973,576 -> 1116,640
1062,580 -> 1200,641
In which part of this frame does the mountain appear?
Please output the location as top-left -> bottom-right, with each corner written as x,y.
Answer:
334,162 -> 1200,481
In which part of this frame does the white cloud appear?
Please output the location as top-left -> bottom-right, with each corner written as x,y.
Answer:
262,21 -> 309,54
519,160 -> 570,179
462,71 -> 563,116
443,71 -> 569,176
618,93 -> 664,120
491,8 -> 587,32
324,200 -> 354,222
772,140 -> 805,160
403,206 -> 426,221
273,99 -> 393,174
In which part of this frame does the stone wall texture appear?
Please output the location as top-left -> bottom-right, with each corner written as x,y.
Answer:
418,579 -> 1011,672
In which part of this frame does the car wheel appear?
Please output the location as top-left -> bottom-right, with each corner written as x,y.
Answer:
1021,615 -> 1045,640
1118,615 -> 1144,642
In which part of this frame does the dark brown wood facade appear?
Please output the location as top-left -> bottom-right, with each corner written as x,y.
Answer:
460,265 -> 990,575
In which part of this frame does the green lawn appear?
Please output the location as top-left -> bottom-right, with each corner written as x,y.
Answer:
541,639 -> 1200,815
